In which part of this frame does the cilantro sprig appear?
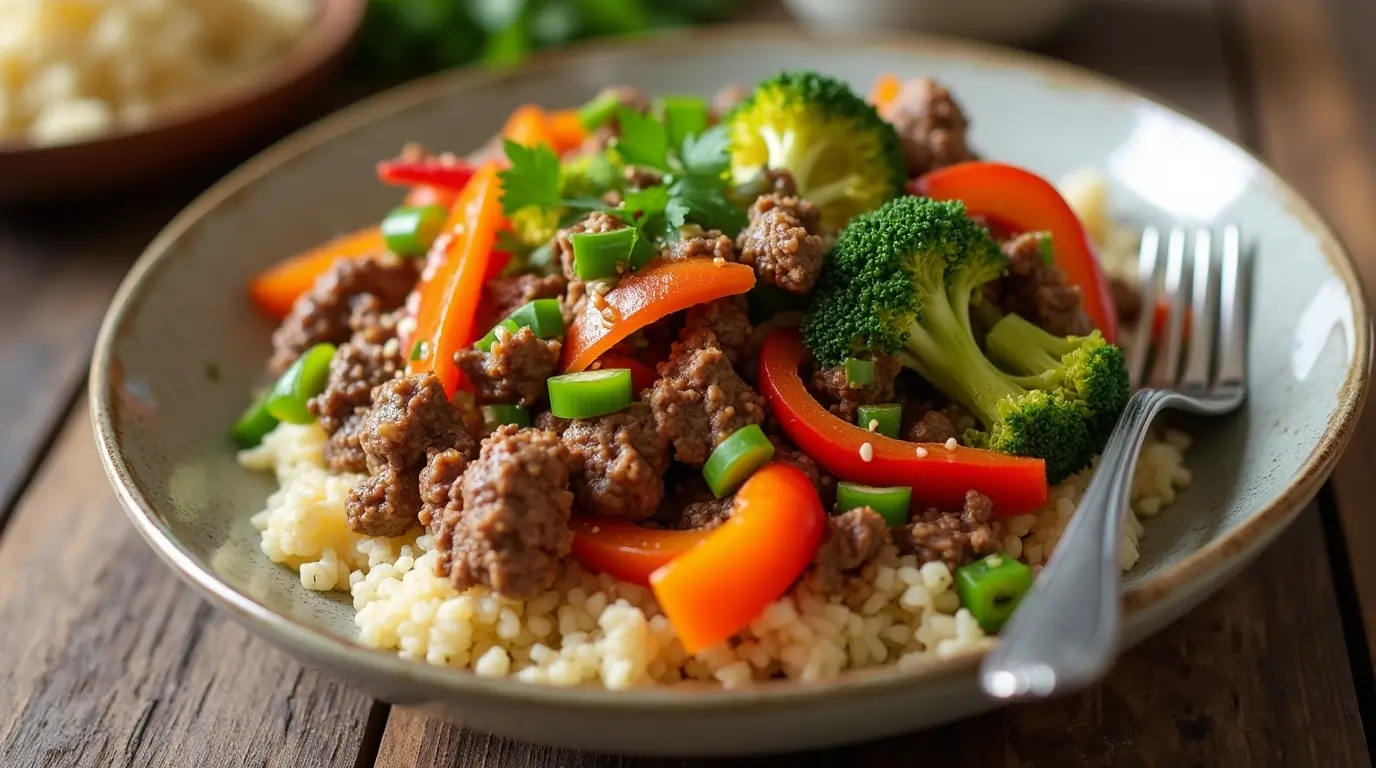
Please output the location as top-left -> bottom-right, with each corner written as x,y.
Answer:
497,101 -> 747,272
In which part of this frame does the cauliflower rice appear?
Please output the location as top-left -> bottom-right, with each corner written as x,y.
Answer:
240,421 -> 1192,690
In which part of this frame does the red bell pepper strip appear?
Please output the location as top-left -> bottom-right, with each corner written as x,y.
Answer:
592,354 -> 658,393
405,162 -> 505,395
650,462 -> 827,654
561,258 -> 756,373
570,518 -> 705,587
248,226 -> 385,319
377,158 -> 476,191
911,161 -> 1120,344
757,328 -> 1049,516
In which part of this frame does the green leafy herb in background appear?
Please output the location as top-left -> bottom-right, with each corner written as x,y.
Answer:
357,0 -> 741,75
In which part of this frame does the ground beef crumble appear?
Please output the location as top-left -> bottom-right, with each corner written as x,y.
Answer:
904,403 -> 967,445
344,373 -> 474,537
268,254 -> 417,375
309,300 -> 405,473
984,232 -> 1094,337
664,228 -> 735,263
431,425 -> 575,598
648,328 -> 766,466
811,354 -> 902,422
807,507 -> 894,601
735,193 -> 825,295
682,297 -> 751,366
884,77 -> 977,178
559,402 -> 670,521
483,272 -> 568,326
453,326 -> 561,407
901,490 -> 997,569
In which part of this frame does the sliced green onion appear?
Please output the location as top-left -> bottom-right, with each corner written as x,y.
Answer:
265,343 -> 337,425
655,95 -> 708,147
702,424 -> 775,499
474,298 -> 565,352
482,404 -> 531,431
548,369 -> 633,419
231,390 -> 279,448
836,482 -> 912,527
1035,231 -> 1054,265
381,205 -> 447,258
844,357 -> 875,387
570,227 -> 638,280
857,403 -> 902,440
578,90 -> 623,131
956,553 -> 1035,633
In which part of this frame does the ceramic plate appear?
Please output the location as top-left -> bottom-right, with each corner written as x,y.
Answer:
90,27 -> 1369,756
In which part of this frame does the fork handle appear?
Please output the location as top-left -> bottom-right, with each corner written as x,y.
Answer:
980,388 -> 1174,699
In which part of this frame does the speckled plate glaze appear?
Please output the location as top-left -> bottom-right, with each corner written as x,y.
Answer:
90,27 -> 1370,756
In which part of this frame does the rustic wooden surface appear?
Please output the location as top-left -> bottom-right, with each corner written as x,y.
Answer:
0,0 -> 1373,765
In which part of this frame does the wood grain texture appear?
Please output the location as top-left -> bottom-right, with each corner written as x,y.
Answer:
0,403 -> 380,768
1231,0 -> 1376,670
371,507 -> 1369,768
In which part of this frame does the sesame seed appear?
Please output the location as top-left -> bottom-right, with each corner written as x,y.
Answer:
867,419 -> 879,432
590,361 -> 602,370
713,256 -> 726,267
859,442 -> 874,462
915,446 -> 929,458
945,437 -> 958,451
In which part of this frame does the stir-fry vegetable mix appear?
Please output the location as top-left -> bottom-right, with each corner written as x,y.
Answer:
238,70 -> 1126,648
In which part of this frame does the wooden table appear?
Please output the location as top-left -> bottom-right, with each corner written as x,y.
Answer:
2,1 -> 1374,765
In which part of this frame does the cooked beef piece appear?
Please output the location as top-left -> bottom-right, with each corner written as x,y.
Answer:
735,193 -> 824,295
902,490 -> 996,569
648,328 -> 766,465
810,354 -> 902,422
624,165 -> 663,190
344,373 -> 474,537
309,301 -> 406,473
664,229 -> 735,263
417,447 -> 468,528
885,77 -> 976,177
808,507 -> 892,599
268,254 -> 417,375
682,297 -> 751,366
771,437 -> 836,508
554,211 -> 627,281
711,83 -> 749,120
678,497 -> 734,531
561,279 -> 589,327
763,168 -> 799,197
651,469 -> 733,531
432,425 -> 575,598
906,409 -> 959,445
984,232 -> 1094,337
559,402 -> 670,521
1109,275 -> 1143,326
453,326 -> 561,407
483,273 -> 568,325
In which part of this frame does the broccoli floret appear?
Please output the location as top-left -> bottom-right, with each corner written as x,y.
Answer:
984,313 -> 1130,444
560,151 -> 625,201
802,195 -> 1128,484
724,70 -> 905,230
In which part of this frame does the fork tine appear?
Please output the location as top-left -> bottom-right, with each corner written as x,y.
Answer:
1126,227 -> 1161,387
1179,229 -> 1216,393
1214,225 -> 1247,393
1148,229 -> 1189,388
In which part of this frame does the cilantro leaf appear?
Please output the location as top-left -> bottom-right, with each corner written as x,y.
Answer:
664,197 -> 691,230
498,140 -> 562,215
670,174 -> 747,237
678,124 -> 731,179
612,106 -> 670,172
621,185 -> 671,224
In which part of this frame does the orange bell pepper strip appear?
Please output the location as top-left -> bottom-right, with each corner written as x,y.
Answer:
650,462 -> 827,654
405,162 -> 505,395
911,161 -> 1120,344
869,73 -> 902,116
546,108 -> 588,155
248,226 -> 385,319
503,104 -> 555,149
569,518 -> 705,587
561,258 -> 756,373
757,328 -> 1050,516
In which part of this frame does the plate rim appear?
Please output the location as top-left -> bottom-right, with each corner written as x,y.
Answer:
89,24 -> 1371,712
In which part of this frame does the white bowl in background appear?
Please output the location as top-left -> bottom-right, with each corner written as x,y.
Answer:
782,0 -> 1088,45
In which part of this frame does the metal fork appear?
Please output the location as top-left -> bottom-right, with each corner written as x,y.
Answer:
979,225 -> 1249,700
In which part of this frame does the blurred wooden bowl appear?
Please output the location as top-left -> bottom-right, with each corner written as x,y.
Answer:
0,0 -> 367,204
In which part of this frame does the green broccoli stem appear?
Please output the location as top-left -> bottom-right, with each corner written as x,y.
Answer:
899,286 -> 1028,428
985,313 -> 1074,376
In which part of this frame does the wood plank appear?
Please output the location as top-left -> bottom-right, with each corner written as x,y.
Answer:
371,507 -> 1368,768
0,402 -> 382,768
1231,0 -> 1376,671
